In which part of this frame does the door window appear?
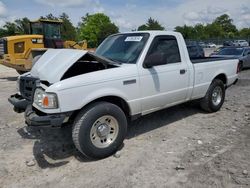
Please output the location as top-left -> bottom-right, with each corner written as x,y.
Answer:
145,36 -> 181,65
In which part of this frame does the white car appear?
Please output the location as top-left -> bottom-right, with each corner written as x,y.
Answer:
234,40 -> 249,47
9,31 -> 239,159
207,42 -> 216,48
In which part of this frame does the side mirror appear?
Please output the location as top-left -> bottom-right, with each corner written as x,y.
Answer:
144,53 -> 167,68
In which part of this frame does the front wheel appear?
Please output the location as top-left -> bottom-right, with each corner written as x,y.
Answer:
72,102 -> 127,159
200,79 -> 225,112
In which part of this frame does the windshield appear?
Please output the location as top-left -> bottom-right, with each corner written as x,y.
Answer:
95,33 -> 150,64
44,23 -> 61,39
31,22 -> 43,35
218,48 -> 244,56
31,22 -> 61,39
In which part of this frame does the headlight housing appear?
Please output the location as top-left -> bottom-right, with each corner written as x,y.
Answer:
33,88 -> 58,109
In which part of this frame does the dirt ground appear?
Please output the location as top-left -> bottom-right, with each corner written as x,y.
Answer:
0,64 -> 249,188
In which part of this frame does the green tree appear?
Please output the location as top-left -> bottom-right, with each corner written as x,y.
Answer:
206,23 -> 225,38
239,28 -> 250,38
78,13 -> 119,48
41,13 -> 59,20
1,22 -> 17,36
193,24 -> 208,40
174,14 -> 239,40
138,17 -> 165,31
0,17 -> 31,37
175,25 -> 194,39
213,14 -> 237,35
14,17 -> 30,34
59,13 -> 77,41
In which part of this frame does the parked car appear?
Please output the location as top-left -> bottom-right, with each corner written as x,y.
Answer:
209,47 -> 224,56
207,42 -> 216,48
210,47 -> 250,69
9,31 -> 239,159
233,40 -> 249,47
198,42 -> 206,48
223,41 -> 234,47
186,41 -> 205,58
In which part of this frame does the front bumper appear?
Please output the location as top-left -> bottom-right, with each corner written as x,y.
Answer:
25,105 -> 69,127
8,93 -> 30,113
9,93 -> 71,127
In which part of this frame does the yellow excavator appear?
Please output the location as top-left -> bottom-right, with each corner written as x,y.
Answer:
0,19 -> 87,74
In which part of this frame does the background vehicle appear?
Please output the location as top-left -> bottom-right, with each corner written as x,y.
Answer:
223,41 -> 234,47
9,31 -> 239,159
207,42 -> 216,48
233,40 -> 249,47
186,41 -> 205,58
210,47 -> 250,68
198,42 -> 206,48
0,19 -> 87,74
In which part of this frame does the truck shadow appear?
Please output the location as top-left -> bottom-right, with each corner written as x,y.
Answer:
0,76 -> 18,81
127,102 -> 203,139
17,102 -> 203,168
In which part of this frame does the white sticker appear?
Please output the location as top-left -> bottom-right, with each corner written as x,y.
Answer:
125,36 -> 143,42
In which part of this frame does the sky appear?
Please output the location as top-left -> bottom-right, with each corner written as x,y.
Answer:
0,0 -> 250,31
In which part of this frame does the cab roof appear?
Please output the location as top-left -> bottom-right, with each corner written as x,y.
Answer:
30,18 -> 63,24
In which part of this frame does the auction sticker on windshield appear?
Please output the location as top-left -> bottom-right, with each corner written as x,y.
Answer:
125,36 -> 143,42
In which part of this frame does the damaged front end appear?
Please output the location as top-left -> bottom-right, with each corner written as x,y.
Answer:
8,49 -> 120,126
8,74 -> 39,113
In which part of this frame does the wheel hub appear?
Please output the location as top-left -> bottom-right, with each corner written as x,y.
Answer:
90,115 -> 119,148
96,124 -> 109,137
212,86 -> 222,106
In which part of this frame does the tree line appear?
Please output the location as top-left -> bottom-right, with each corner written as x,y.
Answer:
0,13 -> 249,48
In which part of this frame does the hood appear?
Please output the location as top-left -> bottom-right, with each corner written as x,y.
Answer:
31,49 -> 88,83
31,49 -> 118,84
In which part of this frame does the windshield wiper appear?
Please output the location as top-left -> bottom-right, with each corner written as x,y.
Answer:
106,57 -> 123,65
87,52 -> 122,65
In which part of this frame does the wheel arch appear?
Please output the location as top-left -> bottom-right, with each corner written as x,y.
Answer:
70,95 -> 131,123
213,73 -> 227,85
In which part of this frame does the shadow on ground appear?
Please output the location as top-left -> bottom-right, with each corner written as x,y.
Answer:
17,102 -> 203,168
0,76 -> 18,81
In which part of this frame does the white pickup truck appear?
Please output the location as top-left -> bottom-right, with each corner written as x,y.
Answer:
9,31 -> 239,159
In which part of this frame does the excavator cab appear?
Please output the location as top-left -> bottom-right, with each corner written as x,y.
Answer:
30,19 -> 64,48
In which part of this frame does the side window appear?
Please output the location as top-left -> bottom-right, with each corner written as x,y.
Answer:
244,49 -> 250,56
146,36 -> 181,65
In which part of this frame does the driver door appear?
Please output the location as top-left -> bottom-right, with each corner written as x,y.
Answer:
139,35 -> 190,114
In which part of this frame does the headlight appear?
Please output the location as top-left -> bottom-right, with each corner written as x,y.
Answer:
33,88 -> 58,109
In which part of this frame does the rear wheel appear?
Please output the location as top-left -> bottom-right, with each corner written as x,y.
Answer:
72,102 -> 127,159
200,79 -> 225,112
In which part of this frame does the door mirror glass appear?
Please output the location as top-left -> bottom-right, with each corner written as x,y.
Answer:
144,53 -> 167,68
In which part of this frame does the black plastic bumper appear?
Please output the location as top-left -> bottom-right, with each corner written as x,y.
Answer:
24,105 -> 69,127
8,94 -> 30,113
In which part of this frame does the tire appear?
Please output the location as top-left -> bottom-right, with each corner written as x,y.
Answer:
72,102 -> 127,159
200,79 -> 225,112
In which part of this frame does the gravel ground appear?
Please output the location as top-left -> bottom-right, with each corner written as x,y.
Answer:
0,64 -> 249,188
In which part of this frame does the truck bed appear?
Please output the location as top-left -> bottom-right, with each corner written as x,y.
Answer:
191,57 -> 237,64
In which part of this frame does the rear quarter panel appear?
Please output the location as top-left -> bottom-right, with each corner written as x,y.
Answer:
191,59 -> 238,99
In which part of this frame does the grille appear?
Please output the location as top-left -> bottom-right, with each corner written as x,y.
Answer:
19,76 -> 39,101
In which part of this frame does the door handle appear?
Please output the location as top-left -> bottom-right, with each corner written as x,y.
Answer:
180,69 -> 186,74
